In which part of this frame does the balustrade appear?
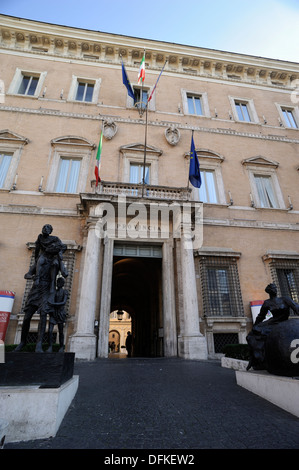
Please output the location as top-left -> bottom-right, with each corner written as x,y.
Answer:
91,180 -> 191,201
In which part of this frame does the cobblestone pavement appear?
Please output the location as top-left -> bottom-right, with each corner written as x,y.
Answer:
5,357 -> 299,450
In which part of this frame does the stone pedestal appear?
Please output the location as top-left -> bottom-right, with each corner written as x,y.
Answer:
0,352 -> 75,388
221,356 -> 249,371
178,335 -> 208,361
0,376 -> 79,443
0,352 -> 78,443
236,370 -> 299,418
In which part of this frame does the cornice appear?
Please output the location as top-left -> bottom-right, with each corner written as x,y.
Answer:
263,250 -> 299,261
0,202 -> 79,217
1,104 -> 299,145
1,200 -> 296,232
203,217 -> 299,231
0,14 -> 298,91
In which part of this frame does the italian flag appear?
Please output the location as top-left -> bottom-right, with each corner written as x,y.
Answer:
138,52 -> 145,85
95,131 -> 103,187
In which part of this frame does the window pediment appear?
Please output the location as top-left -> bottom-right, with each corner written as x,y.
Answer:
120,143 -> 163,157
198,149 -> 224,163
184,148 -> 224,163
0,129 -> 29,145
51,136 -> 95,149
242,156 -> 279,168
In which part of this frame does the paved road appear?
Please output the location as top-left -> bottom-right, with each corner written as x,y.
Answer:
5,357 -> 299,450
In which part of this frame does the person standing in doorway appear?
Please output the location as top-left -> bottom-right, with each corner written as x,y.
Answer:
126,331 -> 133,357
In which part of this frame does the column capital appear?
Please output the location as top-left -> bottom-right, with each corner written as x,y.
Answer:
86,217 -> 99,230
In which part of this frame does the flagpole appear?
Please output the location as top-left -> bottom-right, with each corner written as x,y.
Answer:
139,48 -> 147,198
95,119 -> 104,191
142,102 -> 148,197
139,49 -> 145,105
141,50 -> 144,106
187,130 -> 194,189
136,52 -> 166,198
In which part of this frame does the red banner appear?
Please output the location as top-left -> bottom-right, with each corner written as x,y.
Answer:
0,291 -> 15,341
0,312 -> 10,341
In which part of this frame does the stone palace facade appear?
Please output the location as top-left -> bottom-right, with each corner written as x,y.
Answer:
0,14 -> 299,360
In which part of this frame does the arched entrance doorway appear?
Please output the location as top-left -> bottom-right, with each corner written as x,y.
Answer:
109,311 -> 132,356
108,329 -> 120,353
111,256 -> 163,357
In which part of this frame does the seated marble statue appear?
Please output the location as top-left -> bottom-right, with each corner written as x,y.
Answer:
246,283 -> 299,371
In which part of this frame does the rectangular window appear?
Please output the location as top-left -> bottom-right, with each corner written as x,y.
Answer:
254,174 -> 278,208
55,158 -> 81,193
18,75 -> 39,96
187,94 -> 203,115
199,170 -> 218,203
276,269 -> 299,302
133,87 -> 148,111
75,82 -> 94,102
8,69 -> 47,98
269,259 -> 299,303
0,153 -> 12,188
199,256 -> 244,317
67,76 -> 101,104
235,101 -> 251,122
130,163 -> 150,184
207,268 -> 232,316
281,108 -> 298,129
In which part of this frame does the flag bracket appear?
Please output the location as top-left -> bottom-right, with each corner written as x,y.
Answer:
134,101 -> 148,118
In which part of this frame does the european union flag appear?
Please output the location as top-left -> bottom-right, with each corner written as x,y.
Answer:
189,134 -> 201,188
122,60 -> 135,100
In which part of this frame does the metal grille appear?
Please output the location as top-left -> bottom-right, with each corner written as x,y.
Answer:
199,256 -> 244,317
26,331 -> 57,344
213,333 -> 239,353
270,260 -> 299,303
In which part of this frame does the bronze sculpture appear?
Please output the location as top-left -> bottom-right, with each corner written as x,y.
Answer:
15,224 -> 68,352
47,277 -> 68,353
246,283 -> 299,373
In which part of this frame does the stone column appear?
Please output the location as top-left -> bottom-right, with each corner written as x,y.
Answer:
69,219 -> 101,360
177,237 -> 207,360
97,237 -> 114,358
162,241 -> 177,357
